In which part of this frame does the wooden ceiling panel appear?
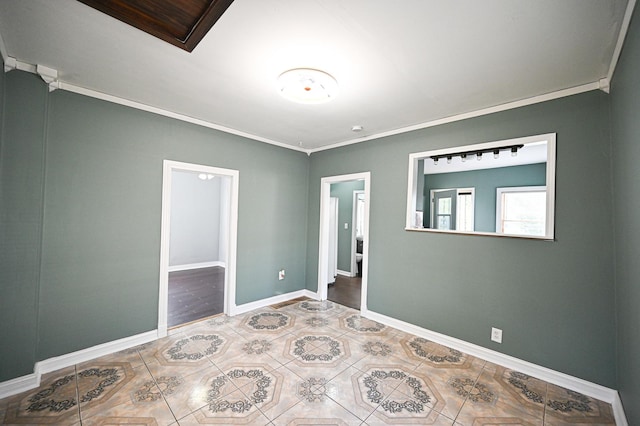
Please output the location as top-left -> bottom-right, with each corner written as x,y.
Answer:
77,0 -> 234,52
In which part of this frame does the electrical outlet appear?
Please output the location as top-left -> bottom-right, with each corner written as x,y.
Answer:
278,269 -> 285,280
491,327 -> 503,343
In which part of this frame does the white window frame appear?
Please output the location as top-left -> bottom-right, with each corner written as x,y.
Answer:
496,186 -> 547,237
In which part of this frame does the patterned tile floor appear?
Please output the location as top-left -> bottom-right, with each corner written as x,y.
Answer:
0,300 -> 616,425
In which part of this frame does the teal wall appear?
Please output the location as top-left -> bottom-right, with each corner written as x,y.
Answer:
0,71 -> 47,381
307,91 -> 616,387
0,70 -> 309,378
423,163 -> 546,232
611,5 -> 640,423
330,180 -> 365,273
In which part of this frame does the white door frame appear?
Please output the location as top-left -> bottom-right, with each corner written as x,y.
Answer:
158,160 -> 239,337
318,172 -> 371,313
351,190 -> 365,277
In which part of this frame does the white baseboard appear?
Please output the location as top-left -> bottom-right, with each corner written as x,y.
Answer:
0,373 -> 39,400
230,289 -> 319,316
0,329 -> 158,400
336,269 -> 353,277
364,310 -> 628,426
168,261 -> 225,272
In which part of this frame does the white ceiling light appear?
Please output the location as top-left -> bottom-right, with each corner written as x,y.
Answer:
278,68 -> 338,104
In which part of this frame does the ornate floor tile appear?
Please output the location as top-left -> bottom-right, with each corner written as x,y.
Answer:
0,303 -> 619,426
366,389 -> 455,425
543,384 -> 615,425
284,332 -> 352,366
293,300 -> 344,314
78,364 -> 175,426
237,365 -> 300,420
271,397 -> 362,426
338,314 -> 392,338
1,366 -> 82,425
141,331 -> 230,372
154,364 -> 229,420
455,364 -> 545,426
176,387 -> 271,425
238,311 -> 296,338
411,355 -> 485,419
278,332 -> 354,380
399,336 -> 477,369
350,364 -> 446,424
212,335 -> 283,373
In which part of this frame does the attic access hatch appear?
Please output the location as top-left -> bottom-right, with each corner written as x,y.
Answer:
77,0 -> 234,52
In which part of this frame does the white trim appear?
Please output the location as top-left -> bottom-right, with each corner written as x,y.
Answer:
613,396 -> 630,426
0,31 -> 8,64
318,173 -> 371,312
159,160 -> 239,337
0,329 -> 157,399
364,309 -> 626,418
230,289 -> 319,316
0,373 -> 39,399
351,190 -> 365,277
496,185 -> 547,237
336,269 -> 352,277
59,82 -> 307,153
167,261 -> 225,273
309,83 -> 598,154
606,0 -> 638,86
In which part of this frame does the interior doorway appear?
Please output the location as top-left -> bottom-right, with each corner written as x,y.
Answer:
158,160 -> 239,337
318,172 -> 371,312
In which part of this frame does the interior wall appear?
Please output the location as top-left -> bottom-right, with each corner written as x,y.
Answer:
169,170 -> 222,267
611,5 -> 640,423
0,70 -> 309,379
330,180 -> 365,273
0,71 -> 47,381
307,90 -> 616,387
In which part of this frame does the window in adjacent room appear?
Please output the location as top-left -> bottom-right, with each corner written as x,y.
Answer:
496,186 -> 546,236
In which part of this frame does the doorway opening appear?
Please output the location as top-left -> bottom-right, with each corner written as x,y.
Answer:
318,172 -> 370,313
158,160 -> 239,337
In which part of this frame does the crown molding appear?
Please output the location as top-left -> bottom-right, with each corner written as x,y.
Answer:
607,0 -> 638,84
308,81 -> 601,154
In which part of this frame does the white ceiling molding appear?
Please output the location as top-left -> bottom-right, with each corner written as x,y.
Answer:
0,29 -> 7,63
606,0 -> 638,84
58,81 -> 308,153
36,64 -> 59,92
308,81 -> 601,154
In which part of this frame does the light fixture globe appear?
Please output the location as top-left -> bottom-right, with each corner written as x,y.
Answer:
277,68 -> 338,104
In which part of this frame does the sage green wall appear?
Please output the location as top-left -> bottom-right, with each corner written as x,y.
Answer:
611,6 -> 640,423
307,91 -> 616,387
330,180 -> 365,273
0,72 -> 47,381
0,70 -> 309,376
423,163 -> 546,232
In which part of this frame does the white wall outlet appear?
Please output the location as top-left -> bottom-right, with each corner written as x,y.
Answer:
344,222 -> 349,229
278,269 -> 285,280
491,327 -> 503,343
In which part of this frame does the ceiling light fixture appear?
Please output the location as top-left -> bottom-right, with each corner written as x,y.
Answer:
351,125 -> 363,132
278,68 -> 338,104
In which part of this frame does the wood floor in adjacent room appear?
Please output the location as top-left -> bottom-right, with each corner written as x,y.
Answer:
168,266 -> 224,328
328,274 -> 362,310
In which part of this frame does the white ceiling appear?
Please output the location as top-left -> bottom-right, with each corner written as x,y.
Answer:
0,0 -> 632,151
